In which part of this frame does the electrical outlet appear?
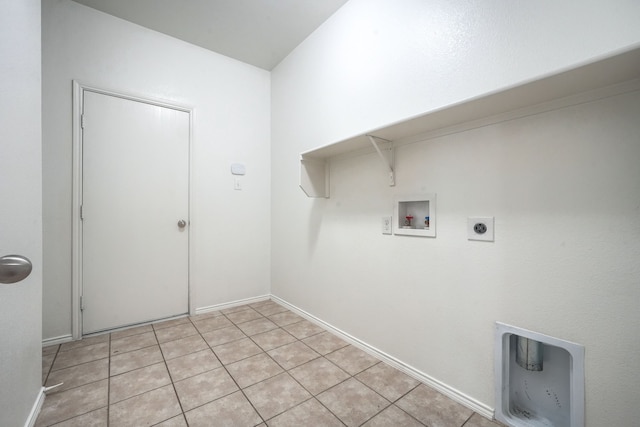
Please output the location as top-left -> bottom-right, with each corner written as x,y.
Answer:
382,216 -> 392,235
468,217 -> 494,241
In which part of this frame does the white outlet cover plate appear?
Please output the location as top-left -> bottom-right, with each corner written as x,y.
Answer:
468,217 -> 494,241
382,216 -> 392,235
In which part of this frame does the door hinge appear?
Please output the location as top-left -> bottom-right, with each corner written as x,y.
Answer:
80,296 -> 85,311
80,205 -> 84,220
81,114 -> 86,129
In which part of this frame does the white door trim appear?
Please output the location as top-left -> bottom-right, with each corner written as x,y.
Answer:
71,81 -> 195,339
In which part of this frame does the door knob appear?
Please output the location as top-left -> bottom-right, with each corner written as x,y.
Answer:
0,255 -> 33,284
177,220 -> 187,228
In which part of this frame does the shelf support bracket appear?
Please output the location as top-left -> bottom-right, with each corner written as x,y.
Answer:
367,135 -> 395,186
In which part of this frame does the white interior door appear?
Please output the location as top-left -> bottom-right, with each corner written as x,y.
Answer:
82,90 -> 189,334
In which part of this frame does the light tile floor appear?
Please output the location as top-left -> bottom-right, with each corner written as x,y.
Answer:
38,300 -> 504,427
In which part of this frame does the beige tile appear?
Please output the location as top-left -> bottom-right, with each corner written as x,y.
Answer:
213,337 -> 263,365
226,307 -> 263,324
109,362 -> 171,404
45,358 -> 108,392
166,348 -> 221,382
325,345 -> 379,375
302,331 -> 349,355
282,320 -> 325,339
189,310 -> 223,320
252,302 -> 288,317
154,322 -> 198,344
226,353 -> 284,388
42,353 -> 56,384
201,325 -> 245,347
244,372 -> 312,420
268,311 -> 303,327
110,331 -> 157,356
268,341 -> 320,370
50,407 -> 107,427
237,317 -> 279,336
361,404 -> 425,427
52,342 -> 109,371
463,412 -> 507,427
356,362 -> 420,402
184,391 -> 262,427
191,315 -> 232,333
396,384 -> 473,427
110,345 -> 163,376
110,324 -> 153,340
317,378 -> 389,427
153,415 -> 188,427
43,344 -> 60,356
267,398 -> 343,427
35,379 -> 108,427
152,316 -> 190,331
109,384 -> 182,427
251,328 -> 297,351
160,334 -> 208,360
289,357 -> 350,395
174,367 -> 238,411
59,335 -> 109,353
221,304 -> 252,315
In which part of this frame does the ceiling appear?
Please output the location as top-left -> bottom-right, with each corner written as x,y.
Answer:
72,0 -> 349,70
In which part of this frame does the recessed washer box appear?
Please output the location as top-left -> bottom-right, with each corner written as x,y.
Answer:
394,194 -> 436,237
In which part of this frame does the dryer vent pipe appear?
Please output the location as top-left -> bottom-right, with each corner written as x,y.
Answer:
516,336 -> 544,371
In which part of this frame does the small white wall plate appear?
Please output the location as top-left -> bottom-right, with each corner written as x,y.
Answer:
468,217 -> 494,241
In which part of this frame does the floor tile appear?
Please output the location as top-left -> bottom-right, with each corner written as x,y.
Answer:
266,398 -> 343,427
251,328 -> 298,351
49,407 -> 108,427
302,331 -> 349,355
152,316 -> 190,331
325,345 -> 379,375
190,315 -> 232,333
288,357 -> 350,395
111,331 -> 157,356
244,372 -> 312,420
159,334 -> 208,360
226,352 -> 284,388
59,335 -> 109,353
282,320 -> 325,339
108,384 -> 181,427
356,362 -> 420,402
226,307 -> 263,324
213,337 -> 263,365
184,391 -> 262,427
201,325 -> 246,347
317,378 -> 389,427
109,362 -> 171,404
154,323 -> 198,344
45,358 -> 108,393
252,301 -> 288,317
396,384 -> 473,427
52,342 -> 110,371
166,348 -> 221,382
268,341 -> 319,370
361,404 -> 425,427
42,353 -> 56,384
463,412 -> 506,427
43,344 -> 60,356
268,311 -> 303,327
221,305 -> 252,315
110,324 -> 153,340
110,345 -> 164,376
189,310 -> 223,320
35,379 -> 108,427
153,415 -> 188,427
173,367 -> 238,411
237,317 -> 279,336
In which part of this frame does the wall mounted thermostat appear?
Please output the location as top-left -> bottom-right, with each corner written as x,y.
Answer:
231,163 -> 246,175
468,217 -> 494,242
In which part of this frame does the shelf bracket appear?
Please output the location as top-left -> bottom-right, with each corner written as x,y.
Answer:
367,135 -> 395,186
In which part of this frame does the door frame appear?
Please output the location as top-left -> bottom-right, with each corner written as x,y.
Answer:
71,81 -> 195,339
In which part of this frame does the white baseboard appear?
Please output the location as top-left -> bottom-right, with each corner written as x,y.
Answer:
195,294 -> 270,316
42,334 -> 73,347
271,294 -> 495,421
24,387 -> 45,427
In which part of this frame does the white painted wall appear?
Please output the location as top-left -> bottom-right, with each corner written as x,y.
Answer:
42,0 -> 271,340
0,0 -> 42,424
271,0 -> 640,425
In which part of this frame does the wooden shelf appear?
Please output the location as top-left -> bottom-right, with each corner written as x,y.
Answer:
300,47 -> 640,198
